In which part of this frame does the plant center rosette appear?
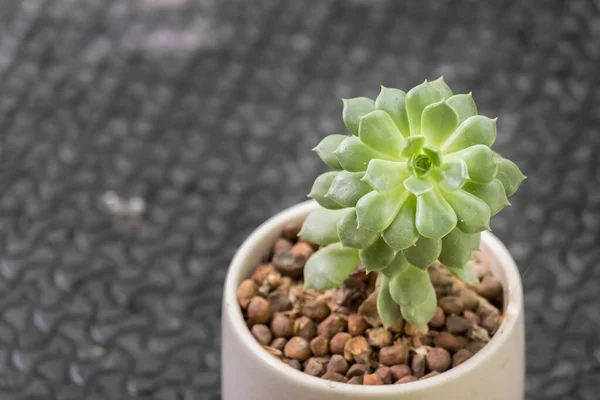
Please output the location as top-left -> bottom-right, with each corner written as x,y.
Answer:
300,78 -> 525,327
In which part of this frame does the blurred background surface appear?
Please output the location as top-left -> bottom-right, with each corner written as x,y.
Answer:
0,0 -> 598,399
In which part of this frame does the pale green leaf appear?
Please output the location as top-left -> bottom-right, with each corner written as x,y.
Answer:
335,136 -> 393,172
415,188 -> 457,239
375,86 -> 410,137
337,208 -> 379,249
463,179 -> 510,216
443,115 -> 497,153
442,189 -> 491,234
496,157 -> 526,197
446,144 -> 498,183
421,100 -> 460,147
448,260 -> 479,284
400,135 -> 426,158
435,159 -> 469,192
428,76 -> 453,99
356,187 -> 407,231
404,175 -> 433,196
403,236 -> 442,269
362,159 -> 409,192
342,97 -> 376,136
299,207 -> 348,245
382,195 -> 419,251
469,233 -> 481,251
405,82 -> 443,135
326,171 -> 372,207
447,93 -> 477,123
389,265 -> 433,306
381,251 -> 409,279
422,146 -> 442,167
308,171 -> 343,209
358,110 -> 404,158
400,286 -> 437,326
313,134 -> 346,169
377,275 -> 402,329
304,244 -> 360,291
360,236 -> 396,272
438,228 -> 474,269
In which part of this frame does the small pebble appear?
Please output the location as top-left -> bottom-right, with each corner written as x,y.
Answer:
294,316 -> 316,341
358,292 -> 382,327
251,265 -> 277,284
468,325 -> 491,343
375,367 -> 393,384
271,313 -> 294,338
263,345 -> 282,358
247,297 -> 272,324
463,310 -> 480,325
273,238 -> 293,256
473,276 -> 503,300
428,307 -> 445,329
251,324 -> 272,346
322,372 -> 348,383
290,241 -> 315,260
271,338 -> 287,351
367,328 -> 392,347
445,315 -> 471,334
267,291 -> 293,312
237,280 -> 259,309
346,363 -> 369,378
273,252 -> 305,278
283,220 -> 302,240
344,336 -> 372,364
481,314 -> 500,335
326,354 -> 348,375
395,375 -> 418,384
363,373 -> 384,385
348,376 -> 363,385
282,358 -> 302,370
452,349 -> 473,367
420,371 -> 440,380
310,336 -> 329,357
330,332 -> 351,355
457,289 -> 479,311
388,315 -> 405,334
284,337 -> 311,361
379,343 -> 409,366
347,313 -> 369,336
467,340 -> 487,354
425,348 -> 451,372
433,332 -> 467,353
404,323 -> 428,336
317,314 -> 347,338
439,296 -> 464,315
304,358 -> 325,377
302,299 -> 331,321
390,364 -> 412,381
411,354 -> 425,378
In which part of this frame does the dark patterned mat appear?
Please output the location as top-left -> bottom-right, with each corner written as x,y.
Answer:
0,0 -> 598,399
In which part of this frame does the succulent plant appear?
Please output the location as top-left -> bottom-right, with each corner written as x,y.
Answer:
300,78 -> 525,327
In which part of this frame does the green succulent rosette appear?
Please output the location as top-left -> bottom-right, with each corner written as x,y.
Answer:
300,78 -> 525,327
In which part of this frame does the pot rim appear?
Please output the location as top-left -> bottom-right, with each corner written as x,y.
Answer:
223,200 -> 523,394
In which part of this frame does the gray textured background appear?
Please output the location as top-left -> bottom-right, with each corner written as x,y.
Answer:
0,0 -> 598,399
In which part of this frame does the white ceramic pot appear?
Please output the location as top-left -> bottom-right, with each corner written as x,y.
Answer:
222,200 -> 525,400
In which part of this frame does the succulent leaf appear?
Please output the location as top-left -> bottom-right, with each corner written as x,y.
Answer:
299,207 -> 347,245
335,135 -> 393,172
377,275 -> 402,329
400,135 -> 426,158
342,97 -> 376,136
313,134 -> 347,169
363,159 -> 410,191
381,251 -> 409,279
428,76 -> 453,99
446,144 -> 498,183
360,236 -> 396,272
421,100 -> 460,147
403,236 -> 442,269
443,115 -> 497,152
326,171 -> 373,207
337,208 -> 379,249
356,187 -> 407,231
382,195 -> 419,251
375,86 -> 410,138
404,175 -> 433,195
422,146 -> 442,167
415,188 -> 457,239
495,157 -> 526,197
463,179 -> 510,216
304,243 -> 360,291
448,260 -> 479,284
389,265 -> 438,325
400,285 -> 437,326
308,171 -> 343,209
447,93 -> 477,123
359,110 -> 405,158
442,189 -> 491,234
435,159 -> 469,191
438,228 -> 474,269
406,82 -> 443,135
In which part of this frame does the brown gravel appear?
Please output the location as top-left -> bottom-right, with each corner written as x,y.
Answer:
238,223 -> 505,385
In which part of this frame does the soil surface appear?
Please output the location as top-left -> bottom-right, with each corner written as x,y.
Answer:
237,219 -> 504,385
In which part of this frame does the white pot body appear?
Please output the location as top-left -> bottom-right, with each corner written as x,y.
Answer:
222,200 -> 525,400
